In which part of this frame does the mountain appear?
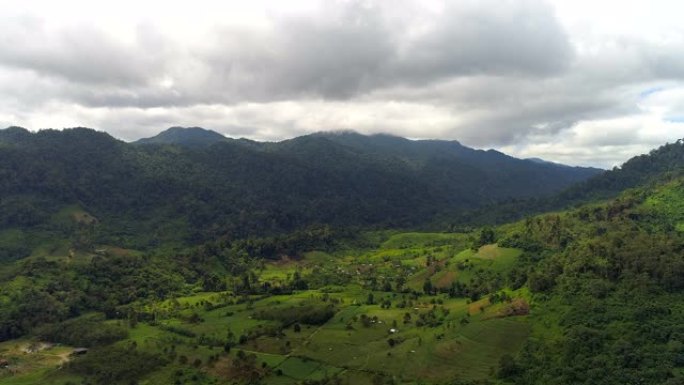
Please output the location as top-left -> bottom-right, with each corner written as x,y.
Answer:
457,139 -> 684,226
0,127 -> 601,249
134,126 -> 229,146
1,128 -> 683,385
269,131 -> 602,205
557,138 -> 684,201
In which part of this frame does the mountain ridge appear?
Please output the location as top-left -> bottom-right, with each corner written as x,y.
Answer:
132,126 -> 599,171
5,125 -> 602,171
0,126 -> 603,247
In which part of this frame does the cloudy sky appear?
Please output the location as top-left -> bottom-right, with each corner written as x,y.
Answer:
1,0 -> 683,167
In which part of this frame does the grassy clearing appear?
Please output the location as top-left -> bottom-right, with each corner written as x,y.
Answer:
51,205 -> 96,225
380,232 -> 468,250
0,340 -> 78,385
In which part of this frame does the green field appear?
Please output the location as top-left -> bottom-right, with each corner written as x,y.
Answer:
0,232 -> 532,385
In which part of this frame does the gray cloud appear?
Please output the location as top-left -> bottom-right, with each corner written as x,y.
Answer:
0,0 -> 573,106
0,0 -> 683,168
192,0 -> 573,103
199,3 -> 396,101
0,17 -> 168,86
389,0 -> 572,81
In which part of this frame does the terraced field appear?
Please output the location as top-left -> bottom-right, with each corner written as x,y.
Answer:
0,232 -> 531,385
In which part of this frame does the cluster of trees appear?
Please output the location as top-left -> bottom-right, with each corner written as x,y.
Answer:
67,346 -> 167,384
0,224 -> 355,343
0,253 -> 188,341
35,316 -> 128,347
253,303 -> 336,326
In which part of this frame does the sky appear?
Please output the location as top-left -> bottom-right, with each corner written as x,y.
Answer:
1,0 -> 683,168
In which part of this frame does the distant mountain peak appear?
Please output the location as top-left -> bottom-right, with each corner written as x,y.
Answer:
0,126 -> 32,145
3,125 -> 30,132
134,126 -> 227,146
526,157 -> 549,164
1,126 -> 31,135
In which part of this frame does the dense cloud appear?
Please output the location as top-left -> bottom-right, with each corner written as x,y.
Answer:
0,0 -> 683,167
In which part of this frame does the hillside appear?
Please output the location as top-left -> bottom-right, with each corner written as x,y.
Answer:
0,127 -> 601,251
558,138 -> 684,201
497,176 -> 684,385
0,165 -> 681,385
455,139 -> 684,226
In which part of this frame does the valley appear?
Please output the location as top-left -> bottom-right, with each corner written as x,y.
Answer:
0,130 -> 683,385
0,230 -> 534,385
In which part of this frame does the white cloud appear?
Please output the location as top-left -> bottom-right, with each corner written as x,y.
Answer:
1,0 -> 684,168
502,85 -> 684,167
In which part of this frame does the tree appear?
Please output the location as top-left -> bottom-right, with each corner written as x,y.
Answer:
423,279 -> 434,295
203,273 -> 226,292
476,227 -> 496,248
497,354 -> 519,379
395,276 -> 406,291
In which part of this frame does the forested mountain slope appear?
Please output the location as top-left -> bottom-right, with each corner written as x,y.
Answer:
497,175 -> 684,385
455,139 -> 684,226
0,127 -> 600,249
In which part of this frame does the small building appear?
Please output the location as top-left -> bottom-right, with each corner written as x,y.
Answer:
389,328 -> 398,334
70,348 -> 88,356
